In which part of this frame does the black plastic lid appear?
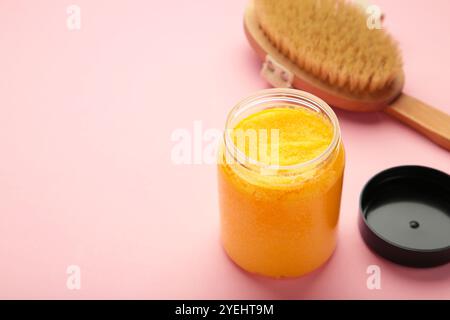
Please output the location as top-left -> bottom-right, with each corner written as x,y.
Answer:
359,165 -> 450,268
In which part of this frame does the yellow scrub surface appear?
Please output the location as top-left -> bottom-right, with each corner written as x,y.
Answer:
218,107 -> 345,278
232,108 -> 333,165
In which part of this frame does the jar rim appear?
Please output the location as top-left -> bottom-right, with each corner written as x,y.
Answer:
223,88 -> 341,175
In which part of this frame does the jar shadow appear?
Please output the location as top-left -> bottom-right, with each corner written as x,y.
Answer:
225,246 -> 338,300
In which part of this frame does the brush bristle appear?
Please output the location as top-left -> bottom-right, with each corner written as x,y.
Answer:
255,0 -> 403,93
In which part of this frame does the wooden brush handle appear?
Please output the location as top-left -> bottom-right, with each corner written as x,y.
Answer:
384,94 -> 450,151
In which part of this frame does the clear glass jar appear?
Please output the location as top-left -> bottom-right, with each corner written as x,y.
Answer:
217,89 -> 345,278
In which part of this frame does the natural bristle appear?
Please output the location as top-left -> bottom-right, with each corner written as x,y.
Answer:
255,0 -> 403,93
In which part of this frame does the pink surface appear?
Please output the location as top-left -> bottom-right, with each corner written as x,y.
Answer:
0,0 -> 449,299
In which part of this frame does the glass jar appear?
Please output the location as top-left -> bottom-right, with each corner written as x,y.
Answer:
217,89 -> 345,278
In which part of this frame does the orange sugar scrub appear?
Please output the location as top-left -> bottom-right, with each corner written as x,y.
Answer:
218,89 -> 345,278
231,107 -> 334,166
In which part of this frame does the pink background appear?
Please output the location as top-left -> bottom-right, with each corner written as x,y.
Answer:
0,0 -> 449,299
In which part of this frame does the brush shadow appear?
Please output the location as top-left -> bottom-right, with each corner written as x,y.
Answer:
243,44 -> 262,74
333,108 -> 387,126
